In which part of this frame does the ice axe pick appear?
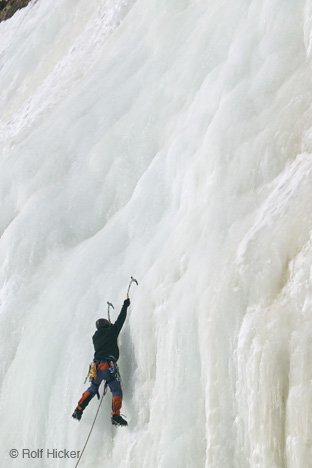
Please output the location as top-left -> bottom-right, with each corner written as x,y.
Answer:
127,276 -> 138,299
107,301 -> 114,324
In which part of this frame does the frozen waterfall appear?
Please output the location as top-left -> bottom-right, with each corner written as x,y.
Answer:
1,1 -> 312,467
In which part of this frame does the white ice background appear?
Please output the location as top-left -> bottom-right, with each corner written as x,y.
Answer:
1,0 -> 312,467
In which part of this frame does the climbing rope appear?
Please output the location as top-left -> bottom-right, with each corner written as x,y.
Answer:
74,384 -> 108,468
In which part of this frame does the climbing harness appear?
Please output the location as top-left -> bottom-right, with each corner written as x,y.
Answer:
74,383 -> 108,468
108,360 -> 121,382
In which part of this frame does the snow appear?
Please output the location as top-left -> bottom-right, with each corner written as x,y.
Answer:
0,0 -> 312,467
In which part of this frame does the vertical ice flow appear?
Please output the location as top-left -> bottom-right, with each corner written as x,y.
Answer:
0,0 -> 312,467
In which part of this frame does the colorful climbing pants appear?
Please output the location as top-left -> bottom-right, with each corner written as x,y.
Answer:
77,361 -> 123,415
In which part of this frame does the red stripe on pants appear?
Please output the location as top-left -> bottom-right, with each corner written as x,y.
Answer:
112,396 -> 122,415
77,391 -> 91,410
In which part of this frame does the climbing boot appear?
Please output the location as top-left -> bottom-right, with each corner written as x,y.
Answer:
111,414 -> 128,426
72,408 -> 83,421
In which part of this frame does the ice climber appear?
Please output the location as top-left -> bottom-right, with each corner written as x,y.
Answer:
72,298 -> 130,426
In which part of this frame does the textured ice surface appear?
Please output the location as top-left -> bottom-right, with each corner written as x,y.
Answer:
0,1 -> 312,467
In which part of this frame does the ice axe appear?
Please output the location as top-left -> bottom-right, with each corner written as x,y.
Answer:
127,276 -> 138,299
107,301 -> 114,324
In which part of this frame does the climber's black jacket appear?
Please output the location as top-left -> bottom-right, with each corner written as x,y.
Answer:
93,300 -> 129,362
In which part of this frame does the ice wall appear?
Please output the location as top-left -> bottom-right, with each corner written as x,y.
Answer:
1,1 -> 312,467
